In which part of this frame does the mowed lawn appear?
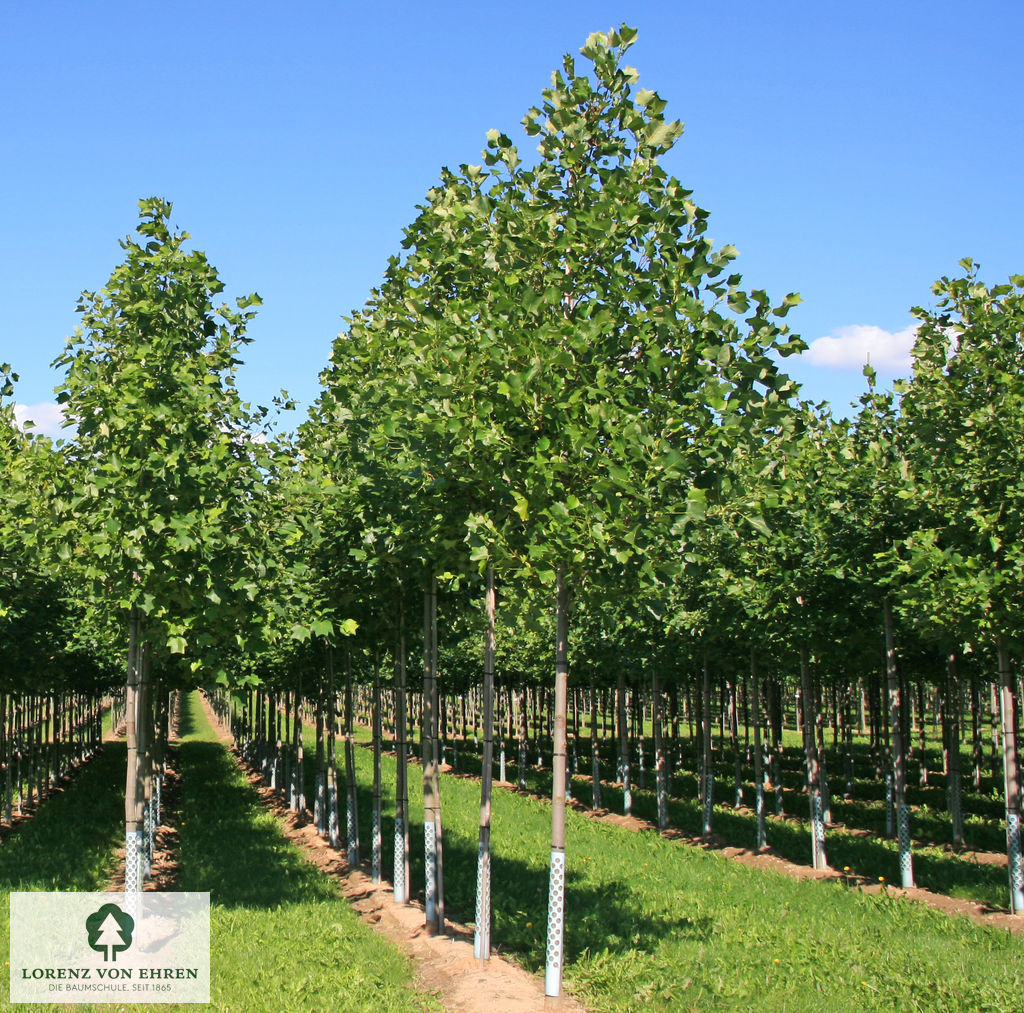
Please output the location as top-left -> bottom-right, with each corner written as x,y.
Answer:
1,694 -> 438,1013
316,721 -> 1024,1012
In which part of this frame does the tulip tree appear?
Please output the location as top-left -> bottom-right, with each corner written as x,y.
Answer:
901,262 -> 1024,912
49,199 -> 275,892
330,24 -> 804,995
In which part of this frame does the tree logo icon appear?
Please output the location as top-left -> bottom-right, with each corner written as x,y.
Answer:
85,903 -> 135,962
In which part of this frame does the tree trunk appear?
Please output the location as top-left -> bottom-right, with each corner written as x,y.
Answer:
728,676 -> 742,808
653,668 -> 668,830
544,569 -> 570,999
701,651 -> 714,838
124,608 -> 145,896
800,647 -> 827,870
996,638 -> 1024,913
422,586 -> 440,930
616,672 -> 631,816
590,673 -> 601,810
751,648 -> 766,850
475,565 -> 496,963
917,679 -> 929,786
394,600 -> 410,904
343,648 -> 360,866
945,654 -> 964,848
884,597 -> 914,888
371,651 -> 382,883
971,670 -> 983,791
421,580 -> 444,933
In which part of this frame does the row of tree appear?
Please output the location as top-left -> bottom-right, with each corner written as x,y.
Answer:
2,23 -> 1023,999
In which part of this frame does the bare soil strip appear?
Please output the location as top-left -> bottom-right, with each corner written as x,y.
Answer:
198,696 -> 585,1013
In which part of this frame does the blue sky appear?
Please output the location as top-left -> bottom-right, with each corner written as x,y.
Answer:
4,1 -> 1022,436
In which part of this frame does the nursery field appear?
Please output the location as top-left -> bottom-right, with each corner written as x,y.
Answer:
431,717 -> 1017,913
239,697 -> 1024,1013
0,695 -> 436,1013
5,17 -> 1024,1013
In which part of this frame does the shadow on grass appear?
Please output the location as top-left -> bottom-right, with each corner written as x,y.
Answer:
292,734 -> 708,972
175,701 -> 339,910
0,743 -> 125,891
453,753 -> 1015,914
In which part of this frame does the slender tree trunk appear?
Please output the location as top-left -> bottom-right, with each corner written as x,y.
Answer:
945,654 -> 964,848
971,670 -> 983,791
475,566 -> 496,962
884,597 -> 914,887
768,677 -> 784,816
544,569 -> 570,999
800,647 -> 827,870
996,638 -> 1024,913
653,668 -> 668,829
751,648 -> 766,850
728,676 -> 742,808
517,686 -> 528,791
371,651 -> 382,883
314,686 -> 326,835
124,608 -> 145,896
701,651 -> 714,838
343,648 -> 360,866
394,600 -> 410,904
421,580 -> 444,933
590,673 -> 601,810
327,649 -> 340,849
422,584 -> 439,930
617,672 -> 631,816
917,680 -> 929,786
634,690 -> 645,792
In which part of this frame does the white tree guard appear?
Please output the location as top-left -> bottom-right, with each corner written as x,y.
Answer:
811,791 -> 828,870
896,803 -> 914,888
544,849 -> 566,997
424,820 -> 437,924
702,771 -> 714,836
656,754 -> 668,830
328,784 -> 339,849
125,829 -> 144,895
393,817 -> 406,903
474,842 -> 491,961
346,793 -> 357,866
371,809 -> 381,884
143,803 -> 152,877
1007,812 -> 1024,913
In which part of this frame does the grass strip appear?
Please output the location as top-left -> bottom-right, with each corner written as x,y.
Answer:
442,737 -> 1013,910
302,723 -> 1024,1012
0,739 -> 128,1008
174,693 -> 438,1013
2,696 -> 436,1013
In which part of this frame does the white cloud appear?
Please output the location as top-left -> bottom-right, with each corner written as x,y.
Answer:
802,324 -> 918,372
14,402 -> 65,438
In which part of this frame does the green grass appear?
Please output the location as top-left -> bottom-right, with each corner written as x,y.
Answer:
290,721 -> 1024,1012
436,731 -> 1016,912
174,693 -> 439,1013
0,695 -> 438,1013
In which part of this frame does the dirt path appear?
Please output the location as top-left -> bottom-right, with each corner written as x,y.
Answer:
199,695 -> 586,1013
